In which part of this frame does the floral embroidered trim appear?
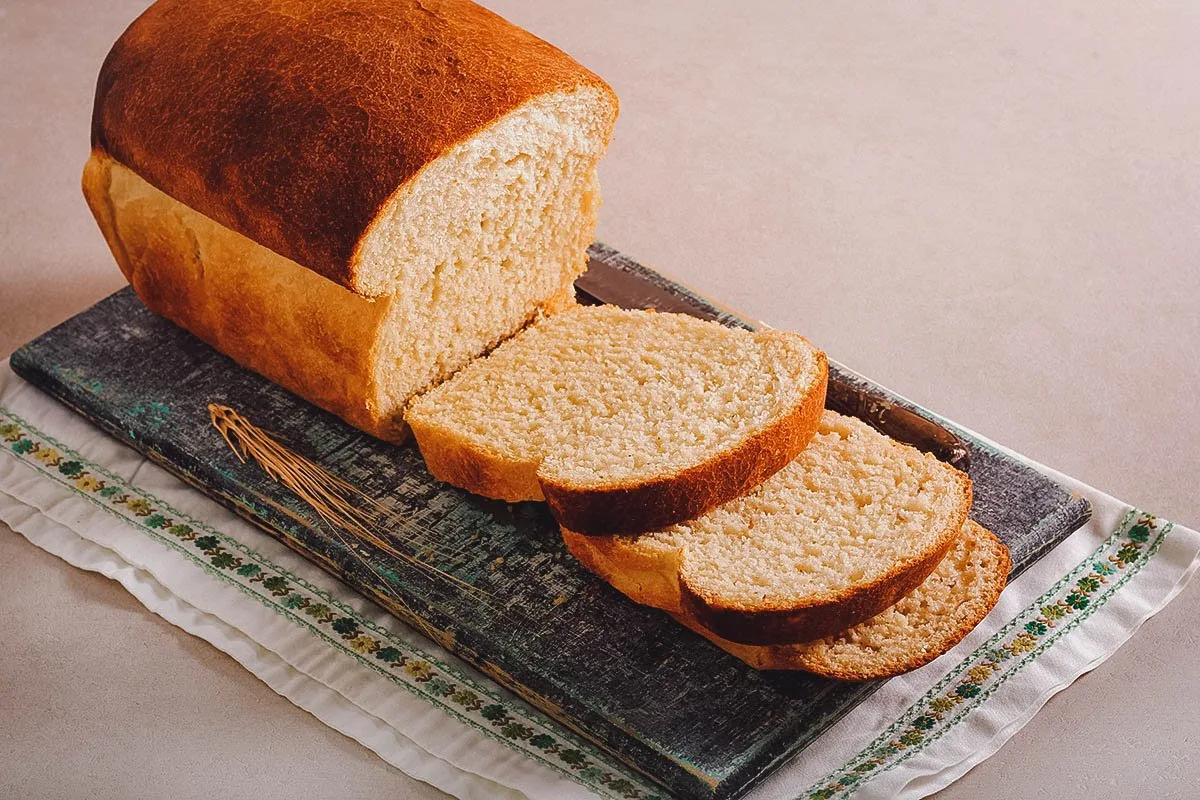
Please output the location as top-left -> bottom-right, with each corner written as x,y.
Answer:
802,509 -> 1171,799
0,409 -> 663,800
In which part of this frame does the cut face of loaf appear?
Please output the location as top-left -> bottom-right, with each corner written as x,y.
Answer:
84,0 -> 619,441
674,520 -> 1010,680
562,411 -> 973,645
405,305 -> 828,534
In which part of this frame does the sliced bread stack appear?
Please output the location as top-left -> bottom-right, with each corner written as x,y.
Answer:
404,306 -> 1009,680
562,411 -> 1009,679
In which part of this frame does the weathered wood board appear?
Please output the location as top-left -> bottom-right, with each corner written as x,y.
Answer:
10,244 -> 1090,800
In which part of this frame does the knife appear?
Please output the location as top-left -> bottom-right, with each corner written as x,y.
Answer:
576,246 -> 971,472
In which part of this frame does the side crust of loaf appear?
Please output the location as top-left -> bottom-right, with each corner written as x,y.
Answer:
405,417 -> 542,501
563,529 -> 684,611
674,521 -> 1011,679
562,466 -> 972,646
91,0 -> 617,293
83,150 -> 577,442
542,345 -> 829,535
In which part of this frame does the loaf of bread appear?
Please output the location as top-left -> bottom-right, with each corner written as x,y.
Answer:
405,305 -> 828,534
83,1 -> 1003,682
562,411 -> 973,645
83,0 -> 618,441
673,520 -> 1010,679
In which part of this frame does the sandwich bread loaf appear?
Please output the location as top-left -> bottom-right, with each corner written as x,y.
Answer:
84,0 -> 618,441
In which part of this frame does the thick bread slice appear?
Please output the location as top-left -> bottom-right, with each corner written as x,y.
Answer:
405,305 -> 828,535
562,411 -> 972,644
673,521 -> 1011,679
84,0 -> 618,441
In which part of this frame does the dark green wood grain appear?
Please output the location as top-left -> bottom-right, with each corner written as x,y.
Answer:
9,244 -> 1089,800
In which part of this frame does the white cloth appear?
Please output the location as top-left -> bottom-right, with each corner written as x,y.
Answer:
1,360 -> 1196,800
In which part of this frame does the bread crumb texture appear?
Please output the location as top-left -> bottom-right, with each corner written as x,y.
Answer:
660,412 -> 968,608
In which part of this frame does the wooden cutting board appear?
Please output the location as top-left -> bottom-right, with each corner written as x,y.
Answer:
10,243 -> 1090,800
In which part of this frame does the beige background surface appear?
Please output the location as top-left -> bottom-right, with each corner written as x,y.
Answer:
2,1 -> 1198,798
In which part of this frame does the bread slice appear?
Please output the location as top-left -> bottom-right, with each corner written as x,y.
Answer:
673,520 -> 1010,679
83,0 -> 618,441
562,411 -> 973,644
405,305 -> 828,535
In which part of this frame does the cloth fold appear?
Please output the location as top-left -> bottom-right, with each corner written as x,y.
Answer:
2,360 -> 1196,800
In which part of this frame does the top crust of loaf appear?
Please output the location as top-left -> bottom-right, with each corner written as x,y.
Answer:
91,0 -> 617,296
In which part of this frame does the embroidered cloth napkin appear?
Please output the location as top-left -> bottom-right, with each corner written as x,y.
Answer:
1,359 -> 1196,800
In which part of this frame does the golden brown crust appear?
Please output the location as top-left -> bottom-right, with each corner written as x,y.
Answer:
91,0 -> 616,294
561,465 -> 973,647
562,528 -> 683,611
543,346 -> 828,535
674,522 -> 1012,679
82,149 -> 396,437
406,419 -> 541,501
83,150 -> 576,442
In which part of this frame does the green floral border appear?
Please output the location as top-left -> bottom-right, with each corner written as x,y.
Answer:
802,509 -> 1172,799
0,408 -> 663,800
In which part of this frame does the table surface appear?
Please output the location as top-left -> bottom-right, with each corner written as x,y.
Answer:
2,1 -> 1197,798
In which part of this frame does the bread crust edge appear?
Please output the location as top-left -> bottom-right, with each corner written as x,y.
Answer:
81,148 -> 405,440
